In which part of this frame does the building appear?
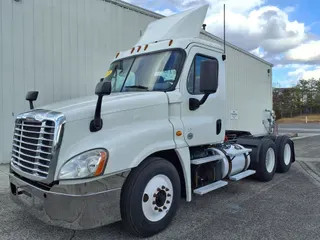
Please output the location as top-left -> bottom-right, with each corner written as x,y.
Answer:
0,0 -> 273,163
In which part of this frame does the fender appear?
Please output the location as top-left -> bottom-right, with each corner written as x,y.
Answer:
175,147 -> 192,202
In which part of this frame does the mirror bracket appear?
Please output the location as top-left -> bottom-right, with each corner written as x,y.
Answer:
90,81 -> 112,132
189,93 -> 210,111
90,96 -> 104,132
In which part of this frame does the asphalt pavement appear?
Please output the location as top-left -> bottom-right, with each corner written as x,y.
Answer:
1,136 -> 320,240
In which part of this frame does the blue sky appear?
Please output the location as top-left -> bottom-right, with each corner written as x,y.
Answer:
125,0 -> 320,88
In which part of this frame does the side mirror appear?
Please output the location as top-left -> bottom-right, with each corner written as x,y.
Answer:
189,59 -> 219,111
26,91 -> 39,110
199,59 -> 218,93
95,81 -> 112,96
90,81 -> 112,132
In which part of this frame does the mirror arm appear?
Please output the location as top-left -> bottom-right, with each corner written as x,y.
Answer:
199,93 -> 210,105
28,100 -> 35,110
189,93 -> 211,111
90,96 -> 103,132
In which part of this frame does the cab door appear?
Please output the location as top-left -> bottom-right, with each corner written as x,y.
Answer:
180,45 -> 226,146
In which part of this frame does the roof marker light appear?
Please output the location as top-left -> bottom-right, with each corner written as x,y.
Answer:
137,46 -> 141,52
169,40 -> 173,46
131,47 -> 135,54
116,52 -> 120,58
144,44 -> 148,51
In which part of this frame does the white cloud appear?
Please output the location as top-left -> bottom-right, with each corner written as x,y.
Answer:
126,0 -> 265,14
284,6 -> 295,13
206,6 -> 307,56
302,68 -> 320,80
250,47 -> 265,58
273,65 -> 320,87
123,0 -> 318,66
288,66 -> 320,80
155,9 -> 176,16
285,40 -> 320,64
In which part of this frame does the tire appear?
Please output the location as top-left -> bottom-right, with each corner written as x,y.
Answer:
255,139 -> 277,182
120,157 -> 181,238
263,135 -> 276,141
275,135 -> 293,173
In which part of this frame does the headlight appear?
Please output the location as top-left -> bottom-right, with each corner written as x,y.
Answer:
58,149 -> 108,180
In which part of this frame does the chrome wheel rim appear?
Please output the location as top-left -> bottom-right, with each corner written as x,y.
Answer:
284,143 -> 291,165
142,174 -> 173,222
266,148 -> 275,173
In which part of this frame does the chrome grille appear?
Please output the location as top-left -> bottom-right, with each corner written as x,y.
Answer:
11,118 -> 56,178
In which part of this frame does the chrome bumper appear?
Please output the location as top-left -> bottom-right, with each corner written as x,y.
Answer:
9,171 -> 129,230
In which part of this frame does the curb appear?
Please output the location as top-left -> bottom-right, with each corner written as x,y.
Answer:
278,132 -> 320,141
290,134 -> 320,141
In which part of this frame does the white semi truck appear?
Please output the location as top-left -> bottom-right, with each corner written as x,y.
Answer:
9,4 -> 295,238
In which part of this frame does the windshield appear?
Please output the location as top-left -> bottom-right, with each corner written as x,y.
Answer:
104,50 -> 184,92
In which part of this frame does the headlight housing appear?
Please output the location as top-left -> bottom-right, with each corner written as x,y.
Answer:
58,149 -> 108,180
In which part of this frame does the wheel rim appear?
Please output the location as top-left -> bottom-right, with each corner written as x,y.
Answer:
284,143 -> 291,165
142,174 -> 173,222
266,148 -> 275,173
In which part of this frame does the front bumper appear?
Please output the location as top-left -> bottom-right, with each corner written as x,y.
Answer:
9,171 -> 129,230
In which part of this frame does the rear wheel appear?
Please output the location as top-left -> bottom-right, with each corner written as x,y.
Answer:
275,135 -> 293,173
120,157 -> 181,237
255,139 -> 277,182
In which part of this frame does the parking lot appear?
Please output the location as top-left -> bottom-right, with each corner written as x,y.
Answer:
1,136 -> 320,240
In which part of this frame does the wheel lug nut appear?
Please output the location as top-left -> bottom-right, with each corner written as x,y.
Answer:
162,186 -> 165,189
159,209 -> 163,212
166,188 -> 169,191
152,201 -> 156,205
163,206 -> 167,210
154,207 -> 158,210
157,188 -> 161,191
153,194 -> 157,197
167,194 -> 171,197
166,200 -> 170,204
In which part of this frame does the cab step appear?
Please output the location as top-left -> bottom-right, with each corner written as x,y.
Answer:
229,170 -> 256,181
193,180 -> 228,195
191,155 -> 223,165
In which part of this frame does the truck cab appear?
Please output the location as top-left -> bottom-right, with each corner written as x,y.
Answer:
8,4 -> 295,238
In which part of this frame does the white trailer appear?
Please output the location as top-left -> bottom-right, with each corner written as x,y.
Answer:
8,5 -> 295,238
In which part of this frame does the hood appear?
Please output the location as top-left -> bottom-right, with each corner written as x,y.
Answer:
38,92 -> 169,122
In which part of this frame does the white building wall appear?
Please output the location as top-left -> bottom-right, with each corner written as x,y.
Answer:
0,0 -> 157,163
0,0 -> 272,163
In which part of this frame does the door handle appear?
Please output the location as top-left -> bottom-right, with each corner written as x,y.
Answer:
216,119 -> 222,135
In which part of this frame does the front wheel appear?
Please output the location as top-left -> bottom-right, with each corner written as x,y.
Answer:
120,157 -> 181,237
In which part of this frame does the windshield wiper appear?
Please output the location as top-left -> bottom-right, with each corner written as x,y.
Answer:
125,85 -> 149,90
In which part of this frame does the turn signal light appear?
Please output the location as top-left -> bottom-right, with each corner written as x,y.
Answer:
176,131 -> 182,136
94,151 -> 108,176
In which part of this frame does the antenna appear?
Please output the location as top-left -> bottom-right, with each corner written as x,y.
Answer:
222,4 -> 227,61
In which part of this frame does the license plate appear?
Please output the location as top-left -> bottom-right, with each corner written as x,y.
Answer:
17,188 -> 34,207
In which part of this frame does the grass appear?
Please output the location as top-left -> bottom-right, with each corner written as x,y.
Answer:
276,114 -> 320,123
